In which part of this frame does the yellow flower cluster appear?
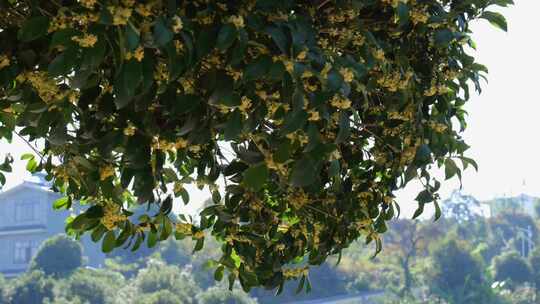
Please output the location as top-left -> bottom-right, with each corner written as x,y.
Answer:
326,8 -> 358,24
79,0 -> 97,9
72,34 -> 98,48
152,137 -> 176,151
101,203 -> 128,230
373,49 -> 385,61
424,81 -> 450,96
410,8 -> 429,24
178,77 -> 194,93
377,70 -> 413,92
225,66 -> 242,81
123,123 -> 136,136
283,267 -> 309,279
0,55 -> 9,69
339,68 -> 355,83
286,132 -> 308,146
307,110 -> 320,121
388,110 -> 414,121
175,138 -> 188,149
49,11 -> 72,33
265,157 -> 288,176
17,72 -> 63,103
352,33 -> 366,47
125,46 -> 145,62
175,223 -> 193,235
108,6 -> 132,25
428,121 -> 448,133
330,95 -> 352,109
154,62 -> 170,85
400,146 -> 417,165
99,165 -> 115,181
172,16 -> 183,33
288,189 -> 310,210
135,3 -> 153,17
239,96 -> 252,113
228,15 -> 245,28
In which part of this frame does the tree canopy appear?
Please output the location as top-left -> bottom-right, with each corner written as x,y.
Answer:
30,234 -> 84,277
0,0 -> 511,292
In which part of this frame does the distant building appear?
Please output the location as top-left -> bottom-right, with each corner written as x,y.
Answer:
0,173 -> 105,277
487,194 -> 540,218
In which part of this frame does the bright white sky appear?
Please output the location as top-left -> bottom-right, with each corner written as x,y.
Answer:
1,1 -> 538,218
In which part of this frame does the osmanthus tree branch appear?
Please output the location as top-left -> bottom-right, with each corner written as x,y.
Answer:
0,0 -> 511,294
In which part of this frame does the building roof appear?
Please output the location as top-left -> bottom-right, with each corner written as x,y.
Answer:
0,173 -> 55,200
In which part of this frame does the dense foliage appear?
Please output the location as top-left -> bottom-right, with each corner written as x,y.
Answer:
30,234 -> 83,277
1,193 -> 540,304
0,0 -> 511,291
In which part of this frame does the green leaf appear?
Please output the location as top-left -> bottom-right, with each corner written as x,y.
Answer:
243,56 -> 272,81
147,230 -> 158,248
18,16 -> 49,42
102,231 -> 116,253
290,156 -> 318,187
214,266 -> 225,281
125,25 -> 140,51
434,29 -> 454,45
82,38 -> 107,69
397,2 -> 410,27
153,18 -> 174,47
433,200 -> 442,221
415,190 -> 433,204
335,112 -> 350,144
444,158 -> 459,180
48,49 -> 78,77
53,196 -> 70,210
460,156 -> 478,171
224,110 -> 243,140
242,163 -> 268,191
480,11 -> 508,31
114,60 -> 143,108
265,26 -> 289,55
329,160 -> 340,178
489,0 -> 514,7
216,24 -> 238,50
412,204 -> 424,220
25,157 -> 38,173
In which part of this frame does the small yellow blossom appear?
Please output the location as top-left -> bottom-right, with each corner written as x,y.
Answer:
330,95 -> 352,109
302,70 -> 313,79
410,8 -> 429,24
123,123 -> 136,136
135,4 -> 152,17
72,34 -> 98,48
297,50 -> 307,60
284,61 -> 294,73
189,145 -> 202,153
101,202 -> 127,230
109,6 -> 132,25
99,165 -> 115,181
79,0 -> 97,9
307,110 -> 320,121
239,96 -> 252,112
256,90 -> 268,100
339,68 -> 354,83
172,16 -> 183,33
0,55 -> 10,69
133,46 -> 144,61
175,223 -> 193,235
228,15 -> 245,28
373,49 -> 385,61
175,138 -> 188,149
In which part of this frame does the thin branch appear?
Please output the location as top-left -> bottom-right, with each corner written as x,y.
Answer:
14,131 -> 45,162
